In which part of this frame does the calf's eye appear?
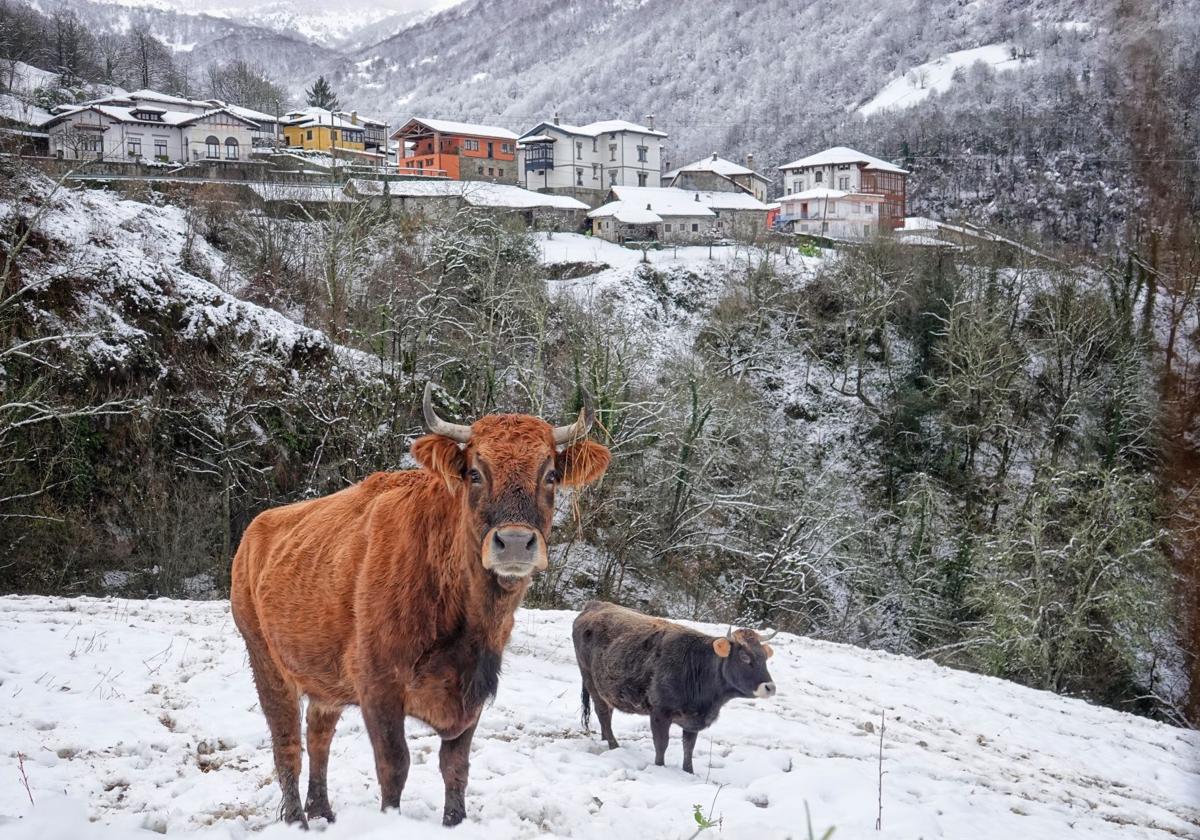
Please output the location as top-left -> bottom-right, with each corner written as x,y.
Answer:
545,470 -> 559,486
740,652 -> 751,664
468,469 -> 482,484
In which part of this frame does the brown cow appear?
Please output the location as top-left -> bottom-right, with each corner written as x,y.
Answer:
230,384 -> 611,827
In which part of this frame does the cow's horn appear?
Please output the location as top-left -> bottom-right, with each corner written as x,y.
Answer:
726,625 -> 735,640
758,629 -> 778,642
423,382 -> 472,443
552,388 -> 595,447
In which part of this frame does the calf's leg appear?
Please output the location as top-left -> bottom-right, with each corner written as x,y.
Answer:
681,729 -> 698,774
439,721 -> 477,827
304,703 -> 342,822
650,711 -> 671,767
245,644 -> 306,826
362,692 -> 411,812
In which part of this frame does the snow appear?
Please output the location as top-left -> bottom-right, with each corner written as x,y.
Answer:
249,183 -> 359,204
0,93 -> 53,127
0,595 -> 1196,839
610,186 -> 768,212
664,155 -> 762,180
587,201 -> 668,225
778,146 -> 908,174
858,45 -> 1035,116
347,179 -> 587,210
523,120 -> 666,139
397,117 -> 519,140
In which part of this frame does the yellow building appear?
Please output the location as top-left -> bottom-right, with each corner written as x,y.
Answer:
281,107 -> 366,154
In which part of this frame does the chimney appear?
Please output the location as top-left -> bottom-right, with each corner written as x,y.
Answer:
711,152 -> 718,161
646,113 -> 654,131
646,203 -> 652,210
553,111 -> 560,126
747,153 -> 755,169
694,193 -> 700,201
351,110 -> 358,124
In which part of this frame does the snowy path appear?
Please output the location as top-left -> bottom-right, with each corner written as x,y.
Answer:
0,597 -> 1196,839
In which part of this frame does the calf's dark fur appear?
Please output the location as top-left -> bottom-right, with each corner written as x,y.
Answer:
572,601 -> 776,773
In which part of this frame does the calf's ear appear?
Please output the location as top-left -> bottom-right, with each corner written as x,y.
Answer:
412,434 -> 467,492
712,638 -> 731,658
762,644 -> 774,659
558,439 -> 611,487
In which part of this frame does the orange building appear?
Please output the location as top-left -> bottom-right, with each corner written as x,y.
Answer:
391,117 -> 518,183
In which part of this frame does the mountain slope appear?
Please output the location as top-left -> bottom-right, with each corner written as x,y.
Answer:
0,596 -> 1196,838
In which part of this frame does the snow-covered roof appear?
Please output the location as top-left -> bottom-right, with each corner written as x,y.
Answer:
518,134 -> 555,144
665,154 -> 767,182
335,110 -> 386,128
282,108 -> 366,131
44,104 -> 260,130
347,179 -> 587,210
779,146 -> 908,174
587,201 -> 665,225
249,184 -> 358,204
123,88 -> 204,109
521,119 -> 667,139
610,185 -> 767,212
393,117 -> 518,140
781,188 -> 849,201
209,101 -> 278,125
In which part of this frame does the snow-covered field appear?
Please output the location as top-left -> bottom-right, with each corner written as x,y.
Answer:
858,45 -> 1035,116
0,596 -> 1196,839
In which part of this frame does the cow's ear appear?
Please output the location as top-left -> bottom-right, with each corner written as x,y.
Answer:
762,644 -> 774,659
557,439 -> 611,488
712,638 -> 731,658
411,434 -> 466,492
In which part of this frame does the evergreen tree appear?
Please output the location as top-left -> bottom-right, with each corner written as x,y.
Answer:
305,75 -> 339,110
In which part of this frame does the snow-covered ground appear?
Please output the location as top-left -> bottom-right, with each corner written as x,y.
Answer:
0,596 -> 1196,839
858,45 -> 1035,116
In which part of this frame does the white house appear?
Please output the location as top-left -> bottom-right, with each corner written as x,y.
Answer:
517,116 -> 667,201
776,187 -> 885,240
589,185 -> 769,243
44,94 -> 260,164
778,146 -> 908,232
664,154 -> 770,202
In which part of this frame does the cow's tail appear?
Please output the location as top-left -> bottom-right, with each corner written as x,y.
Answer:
580,683 -> 592,732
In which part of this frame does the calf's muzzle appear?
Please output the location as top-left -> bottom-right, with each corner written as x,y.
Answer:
482,525 -> 547,579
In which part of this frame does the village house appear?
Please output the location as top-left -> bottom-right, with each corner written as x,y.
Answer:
588,185 -> 769,243
281,107 -> 380,162
335,110 -> 388,154
345,179 -> 587,229
664,154 -> 770,201
778,146 -> 908,234
0,92 -> 51,155
44,92 -> 259,164
390,118 -> 518,182
517,115 -> 667,204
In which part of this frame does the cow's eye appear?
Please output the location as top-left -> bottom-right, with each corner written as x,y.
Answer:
739,652 -> 751,664
468,468 -> 482,484
545,470 -> 559,486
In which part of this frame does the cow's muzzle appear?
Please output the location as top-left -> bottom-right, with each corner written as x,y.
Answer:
754,681 -> 777,699
481,525 -> 548,579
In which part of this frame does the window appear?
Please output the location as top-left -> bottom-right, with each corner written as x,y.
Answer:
477,164 -> 484,174
498,168 -> 504,177
827,202 -> 837,214
576,168 -> 584,186
838,163 -> 850,170
592,138 -> 597,153
576,141 -> 583,159
691,223 -> 698,232
225,137 -> 239,160
864,204 -> 874,215
609,169 -> 617,185
488,167 -> 494,175
665,223 -> 672,232
331,130 -> 339,141
592,163 -> 598,180
127,137 -> 142,157
638,172 -> 647,186
306,129 -> 313,141
465,138 -> 480,151
501,143 -> 512,153
154,138 -> 167,159
637,145 -> 648,162
838,176 -> 849,190
205,135 -> 220,158
814,171 -> 823,183
864,224 -> 871,237
609,144 -> 617,161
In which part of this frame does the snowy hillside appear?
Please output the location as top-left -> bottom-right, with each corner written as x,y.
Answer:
857,45 -> 1035,116
0,597 -> 1195,839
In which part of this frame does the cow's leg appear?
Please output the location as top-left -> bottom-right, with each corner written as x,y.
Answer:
593,694 -> 619,749
439,721 -> 477,827
681,729 -> 699,774
245,645 -> 306,826
304,703 -> 342,823
650,711 -> 671,767
362,692 -> 410,812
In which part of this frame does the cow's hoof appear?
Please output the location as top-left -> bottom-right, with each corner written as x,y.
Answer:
606,740 -> 619,750
682,764 -> 694,774
443,807 -> 466,827
281,805 -> 309,829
